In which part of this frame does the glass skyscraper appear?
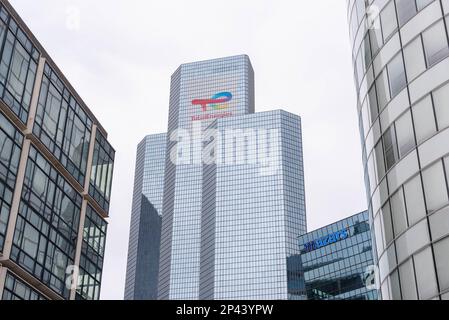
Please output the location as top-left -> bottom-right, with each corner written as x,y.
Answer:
158,55 -> 255,300
348,0 -> 449,300
0,0 -> 115,300
199,110 -> 307,300
155,55 -> 308,300
296,211 -> 378,300
125,134 -> 166,300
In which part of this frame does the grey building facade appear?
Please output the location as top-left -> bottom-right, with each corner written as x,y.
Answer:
125,134 -> 166,300
199,110 -> 307,300
348,0 -> 449,300
296,211 -> 378,300
0,0 -> 115,300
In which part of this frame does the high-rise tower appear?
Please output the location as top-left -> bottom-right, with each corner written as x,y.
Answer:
348,0 -> 449,300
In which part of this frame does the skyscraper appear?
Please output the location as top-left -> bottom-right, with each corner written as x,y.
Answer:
296,211 -> 378,300
0,0 -> 115,300
348,0 -> 449,300
199,110 -> 307,300
155,55 -> 307,300
158,55 -> 255,300
125,134 -> 166,300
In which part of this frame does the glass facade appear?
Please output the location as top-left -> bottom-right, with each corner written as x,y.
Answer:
33,63 -> 93,187
158,55 -> 255,300
199,110 -> 307,300
0,111 -> 22,251
296,211 -> 378,300
125,134 -> 166,300
76,205 -> 107,300
89,129 -> 115,213
1,271 -> 46,300
0,0 -> 114,300
348,0 -> 449,300
0,4 -> 38,124
11,145 -> 81,299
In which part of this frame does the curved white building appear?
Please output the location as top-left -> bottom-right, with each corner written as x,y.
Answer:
348,0 -> 449,300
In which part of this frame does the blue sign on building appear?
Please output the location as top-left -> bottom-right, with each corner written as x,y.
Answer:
303,227 -> 350,253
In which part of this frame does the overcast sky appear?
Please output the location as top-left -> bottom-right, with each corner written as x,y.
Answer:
10,0 -> 366,300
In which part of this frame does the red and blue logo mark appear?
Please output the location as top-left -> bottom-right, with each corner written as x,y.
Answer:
192,92 -> 233,112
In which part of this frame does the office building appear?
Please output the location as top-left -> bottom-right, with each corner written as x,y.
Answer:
0,0 -> 115,300
348,0 -> 449,300
199,110 -> 307,300
124,134 -> 166,300
158,55 -> 255,300
296,211 -> 378,300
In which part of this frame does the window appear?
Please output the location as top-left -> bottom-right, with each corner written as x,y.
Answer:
413,96 -> 437,144
391,188 -> 408,236
2,272 -> 46,300
0,14 -> 39,124
433,82 -> 449,130
376,70 -> 391,111
388,53 -> 407,97
10,146 -> 82,299
381,203 -> 394,245
403,174 -> 426,225
422,21 -> 449,67
416,0 -> 434,11
399,258 -> 418,300
422,160 -> 449,212
381,1 -> 398,41
0,112 -> 22,251
395,111 -> 415,157
368,85 -> 379,123
434,237 -> 449,292
383,126 -> 399,170
404,37 -> 426,81
33,63 -> 93,186
89,129 -> 115,213
375,141 -> 386,180
396,0 -> 417,26
414,247 -> 438,300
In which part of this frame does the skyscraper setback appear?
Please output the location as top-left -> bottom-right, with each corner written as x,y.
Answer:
123,54 -> 307,300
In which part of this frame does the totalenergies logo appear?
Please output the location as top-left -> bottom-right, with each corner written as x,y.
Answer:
192,92 -> 233,112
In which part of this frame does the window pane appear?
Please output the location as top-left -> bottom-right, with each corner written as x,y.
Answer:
435,237 -> 449,292
382,203 -> 394,245
395,111 -> 415,157
404,37 -> 426,82
416,0 -> 435,11
391,188 -> 408,235
433,82 -> 449,130
383,126 -> 399,170
396,220 -> 430,263
413,95 -> 437,144
399,258 -> 418,300
423,21 -> 449,67
396,0 -> 417,26
375,140 -> 386,180
368,84 -> 379,123
376,70 -> 390,111
414,247 -> 438,300
388,53 -> 407,97
422,160 -> 449,213
381,1 -> 398,40
403,174 -> 427,225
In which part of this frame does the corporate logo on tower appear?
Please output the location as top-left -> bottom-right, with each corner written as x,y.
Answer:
191,92 -> 233,121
